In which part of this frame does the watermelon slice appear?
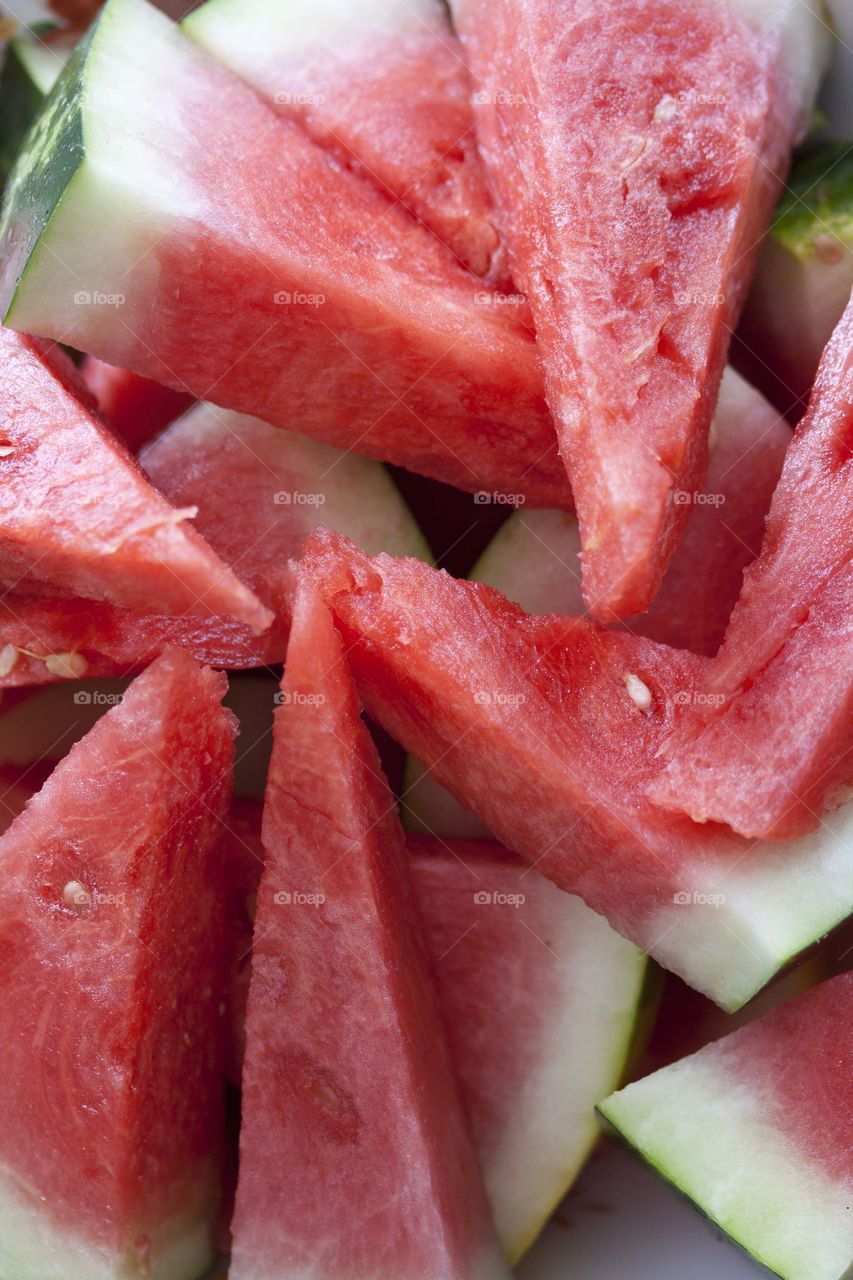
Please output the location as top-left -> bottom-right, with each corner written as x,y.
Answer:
303,529 -> 853,1010
0,647 -> 237,1280
80,356 -> 193,450
230,573 -> 508,1280
184,0 -> 511,287
599,973 -> 853,1280
741,142 -> 853,409
0,0 -> 567,509
651,291 -> 853,837
450,0 -> 829,618
410,836 -> 648,1262
467,366 -> 791,654
0,400 -> 428,686
0,328 -> 270,629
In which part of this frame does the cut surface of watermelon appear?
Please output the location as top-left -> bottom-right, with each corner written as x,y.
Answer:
600,973 -> 853,1280
80,356 -> 194,451
467,366 -> 790,654
0,0 -> 567,508
230,574 -> 508,1280
0,328 -> 270,628
303,530 -> 853,1010
184,0 -> 511,286
0,400 -> 428,686
0,648 -> 237,1280
651,291 -> 853,837
451,0 -> 828,618
410,836 -> 647,1262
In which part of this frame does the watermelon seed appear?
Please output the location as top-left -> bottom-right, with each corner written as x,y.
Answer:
0,446 -> 13,458
0,644 -> 19,677
623,672 -> 653,711
62,880 -> 90,911
44,652 -> 88,679
654,94 -> 677,125
312,1080 -> 343,1113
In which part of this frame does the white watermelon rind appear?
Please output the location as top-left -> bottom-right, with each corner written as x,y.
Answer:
599,1051 -> 853,1280
0,1162 -> 216,1280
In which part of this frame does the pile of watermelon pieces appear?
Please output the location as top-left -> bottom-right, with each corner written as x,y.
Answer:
0,0 -> 850,1277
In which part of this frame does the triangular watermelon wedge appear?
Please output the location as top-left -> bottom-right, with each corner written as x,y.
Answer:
0,328 -> 270,629
450,0 -> 829,618
0,0 -> 566,508
302,530 -> 853,1010
230,574 -> 509,1279
0,647 -> 237,1280
600,973 -> 853,1280
184,0 -> 512,287
650,291 -> 853,837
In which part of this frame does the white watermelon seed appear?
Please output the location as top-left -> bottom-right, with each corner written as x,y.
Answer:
624,672 -> 653,711
0,644 -> 19,677
44,652 -> 89,679
62,880 -> 90,911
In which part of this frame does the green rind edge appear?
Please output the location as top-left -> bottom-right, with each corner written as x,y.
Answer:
595,1107 -> 787,1280
773,141 -> 853,260
0,15 -> 97,322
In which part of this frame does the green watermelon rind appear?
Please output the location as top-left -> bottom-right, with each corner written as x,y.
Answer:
772,140 -> 853,260
0,25 -> 67,187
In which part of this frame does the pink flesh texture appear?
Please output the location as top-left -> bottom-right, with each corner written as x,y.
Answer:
230,576 -> 504,1280
12,26 -> 567,508
650,562 -> 853,839
217,0 -> 512,288
0,649 -> 236,1259
452,0 -> 804,619
301,531 -> 759,963
0,592 -> 286,686
651,292 -> 853,835
0,329 -> 270,628
680,972 -> 853,1183
517,374 -> 791,655
80,356 -> 194,452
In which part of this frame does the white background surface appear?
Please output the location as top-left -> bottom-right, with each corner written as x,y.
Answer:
520,1144 -> 763,1280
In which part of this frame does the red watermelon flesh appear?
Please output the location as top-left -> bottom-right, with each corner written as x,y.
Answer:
450,0 -> 827,619
0,648 -> 237,1279
80,356 -> 193,451
301,530 -> 853,1010
650,562 -> 853,839
0,329 -> 270,629
230,574 -> 507,1280
184,0 -> 512,288
650,292 -> 853,836
3,1 -> 566,509
0,593 -> 287,687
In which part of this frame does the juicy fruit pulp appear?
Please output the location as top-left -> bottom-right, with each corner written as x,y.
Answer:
600,973 -> 853,1280
451,0 -> 828,618
467,366 -> 790,655
80,357 -> 193,451
184,0 -> 511,286
0,648 -> 237,1280
230,576 -> 508,1280
0,328 -> 269,628
651,290 -> 853,838
303,529 -> 853,1010
0,400 -> 427,686
0,0 -> 567,507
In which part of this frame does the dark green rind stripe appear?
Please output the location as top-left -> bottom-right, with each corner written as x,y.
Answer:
0,39 -> 51,189
773,141 -> 853,261
0,20 -> 96,321
596,1109 -> 791,1280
